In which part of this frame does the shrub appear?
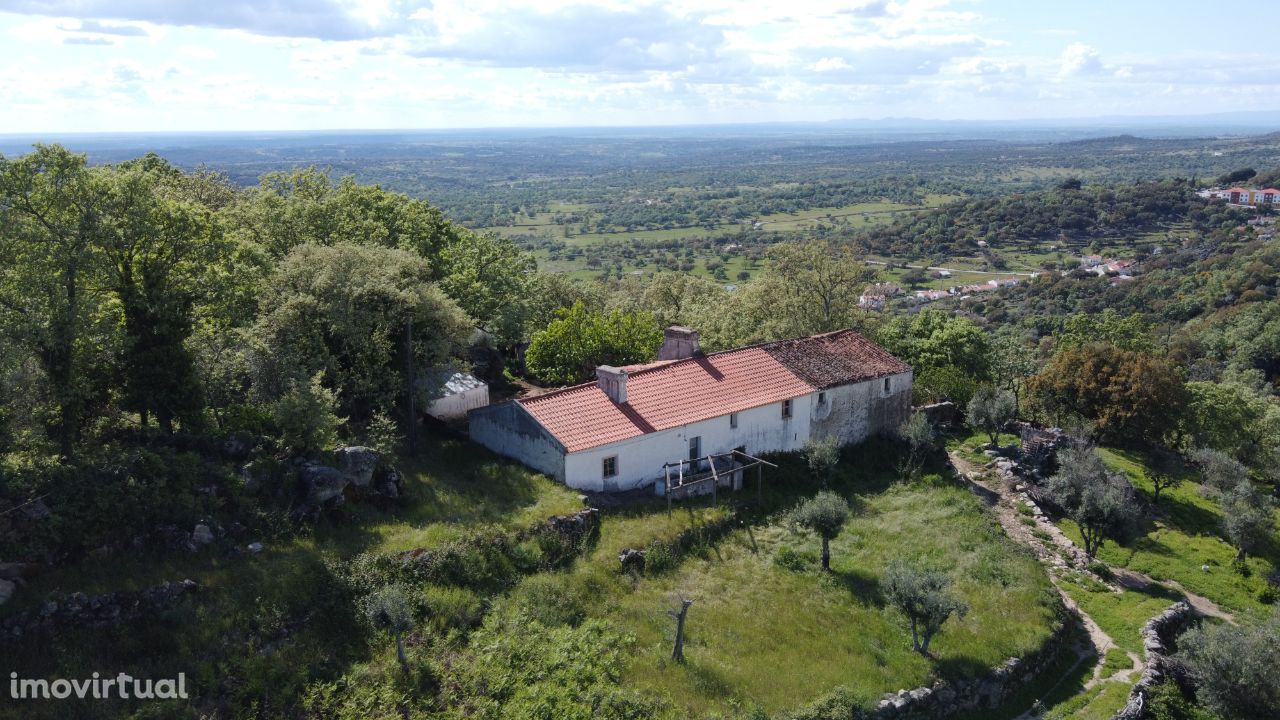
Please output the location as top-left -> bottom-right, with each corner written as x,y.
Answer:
774,546 -> 817,572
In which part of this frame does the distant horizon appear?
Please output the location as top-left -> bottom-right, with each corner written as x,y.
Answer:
3,108 -> 1280,142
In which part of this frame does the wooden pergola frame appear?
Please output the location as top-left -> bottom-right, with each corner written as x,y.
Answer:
661,449 -> 777,516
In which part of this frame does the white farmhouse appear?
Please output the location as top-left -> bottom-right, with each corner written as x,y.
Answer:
469,327 -> 913,492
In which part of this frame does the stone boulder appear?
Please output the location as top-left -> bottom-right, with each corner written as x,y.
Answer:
334,446 -> 379,487
0,578 -> 15,606
300,463 -> 350,508
192,524 -> 214,546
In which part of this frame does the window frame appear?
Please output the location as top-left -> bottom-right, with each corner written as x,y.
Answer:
688,435 -> 701,461
782,398 -> 793,419
729,412 -> 739,429
602,455 -> 618,479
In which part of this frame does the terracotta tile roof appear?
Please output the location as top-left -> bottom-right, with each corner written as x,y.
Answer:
764,329 -> 910,389
517,329 -> 908,453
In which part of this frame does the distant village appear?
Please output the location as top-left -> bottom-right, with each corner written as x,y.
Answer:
857,250 -> 1140,309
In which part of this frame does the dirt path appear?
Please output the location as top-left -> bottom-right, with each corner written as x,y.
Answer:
948,449 -> 1234,718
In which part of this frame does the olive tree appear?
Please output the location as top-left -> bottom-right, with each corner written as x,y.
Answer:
883,562 -> 969,655
1222,482 -> 1275,562
793,491 -> 850,572
897,411 -> 936,481
1046,448 -> 1139,559
967,385 -> 1017,447
804,436 -> 840,486
363,583 -> 415,673
1181,611 -> 1280,720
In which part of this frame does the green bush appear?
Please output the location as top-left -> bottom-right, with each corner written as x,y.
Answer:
420,584 -> 486,634
774,546 -> 817,572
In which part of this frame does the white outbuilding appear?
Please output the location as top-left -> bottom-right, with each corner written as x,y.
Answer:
424,371 -> 489,421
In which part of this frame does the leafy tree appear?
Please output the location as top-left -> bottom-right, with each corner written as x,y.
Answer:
101,156 -> 228,432
990,328 -> 1038,408
1182,381 -> 1269,457
1046,447 -> 1139,558
804,436 -> 840,486
1028,344 -> 1186,444
1057,310 -> 1158,353
435,230 -> 537,344
883,562 -> 969,655
792,491 -> 850,572
1181,611 -> 1280,720
877,310 -> 992,405
250,242 -> 471,426
1145,448 -> 1186,507
525,300 -> 662,385
1217,167 -> 1257,185
1221,481 -> 1274,562
0,145 -> 108,457
967,386 -> 1017,447
362,583 -> 415,673
223,167 -> 465,260
271,373 -> 343,452
760,240 -> 876,335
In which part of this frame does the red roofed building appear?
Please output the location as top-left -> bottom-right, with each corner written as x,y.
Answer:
469,326 -> 913,492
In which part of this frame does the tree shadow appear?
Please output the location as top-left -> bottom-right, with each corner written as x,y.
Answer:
830,566 -> 885,608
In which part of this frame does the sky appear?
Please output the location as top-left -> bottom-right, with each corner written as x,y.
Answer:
1,0 -> 1277,133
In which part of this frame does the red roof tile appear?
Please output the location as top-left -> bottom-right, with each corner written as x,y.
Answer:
518,330 -> 907,452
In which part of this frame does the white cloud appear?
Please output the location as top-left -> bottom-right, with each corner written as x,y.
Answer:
1059,42 -> 1103,77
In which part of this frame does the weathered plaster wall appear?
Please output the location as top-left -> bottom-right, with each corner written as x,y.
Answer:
810,370 -> 913,445
468,401 -> 566,481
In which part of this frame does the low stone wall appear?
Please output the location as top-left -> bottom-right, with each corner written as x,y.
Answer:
1,579 -> 199,639
617,509 -> 740,574
870,614 -> 1072,719
1112,601 -> 1195,720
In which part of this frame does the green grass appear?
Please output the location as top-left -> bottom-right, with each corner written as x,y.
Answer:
1043,680 -> 1132,720
1099,648 -> 1134,677
1054,447 -> 1277,614
1057,572 -> 1182,655
945,428 -> 1022,467
585,475 -> 1057,716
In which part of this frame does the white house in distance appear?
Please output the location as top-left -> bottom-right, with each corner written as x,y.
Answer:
424,371 -> 489,421
469,326 -> 913,492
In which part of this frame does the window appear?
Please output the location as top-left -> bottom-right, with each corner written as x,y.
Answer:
883,377 -> 891,394
817,391 -> 826,405
602,456 -> 618,478
782,399 -> 793,419
688,436 -> 701,460
729,412 -> 738,429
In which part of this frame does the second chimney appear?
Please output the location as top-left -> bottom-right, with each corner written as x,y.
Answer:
596,365 -> 628,404
658,326 -> 701,361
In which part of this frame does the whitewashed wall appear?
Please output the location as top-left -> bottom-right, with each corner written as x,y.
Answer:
563,396 -> 814,492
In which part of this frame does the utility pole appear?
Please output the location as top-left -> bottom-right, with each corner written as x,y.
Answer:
404,315 -> 417,456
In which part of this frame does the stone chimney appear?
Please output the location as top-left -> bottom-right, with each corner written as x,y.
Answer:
596,365 -> 628,404
658,326 -> 701,361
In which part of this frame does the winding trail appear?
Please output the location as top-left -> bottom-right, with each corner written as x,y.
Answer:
952,450 -> 1172,712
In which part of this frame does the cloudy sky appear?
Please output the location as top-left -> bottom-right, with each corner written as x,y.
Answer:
0,0 -> 1275,133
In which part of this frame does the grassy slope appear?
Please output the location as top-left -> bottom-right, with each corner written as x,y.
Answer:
519,448 -> 1060,718
1055,448 -> 1278,614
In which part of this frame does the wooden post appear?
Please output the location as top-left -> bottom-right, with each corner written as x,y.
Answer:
669,598 -> 694,663
757,463 -> 763,507
708,455 -> 719,507
665,465 -> 672,518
